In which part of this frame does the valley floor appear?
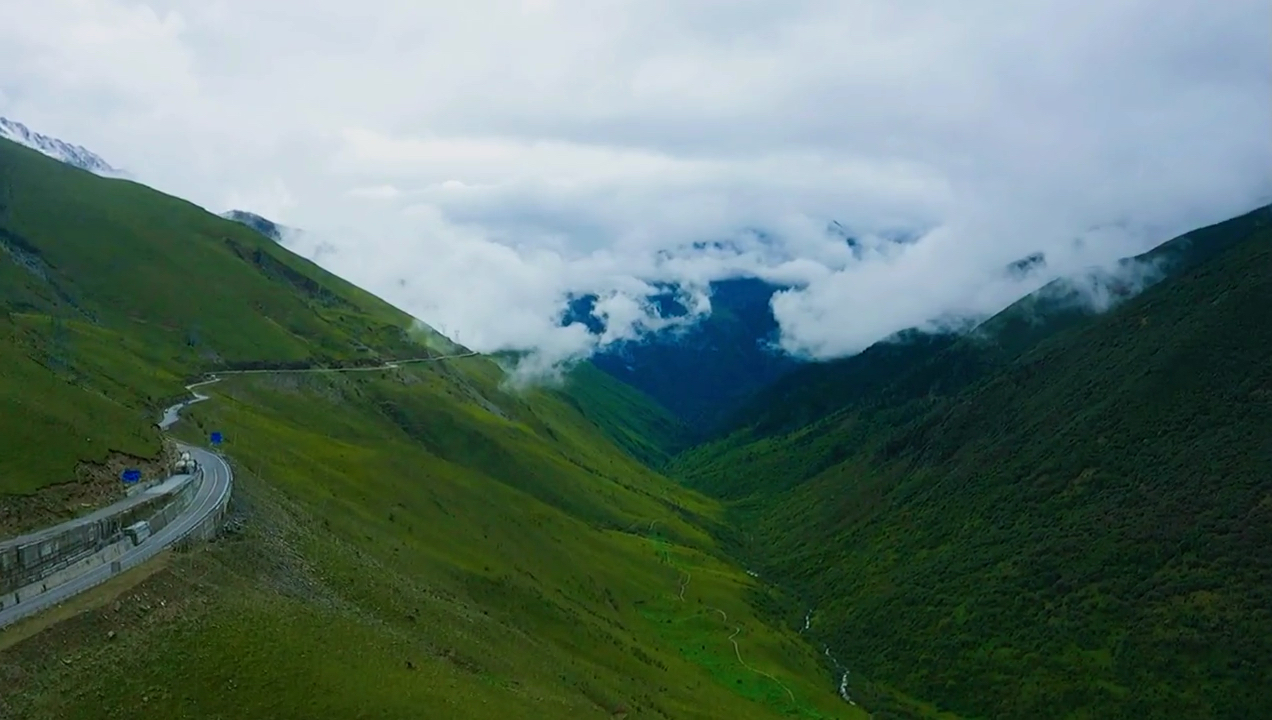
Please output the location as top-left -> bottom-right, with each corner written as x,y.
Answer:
0,370 -> 863,720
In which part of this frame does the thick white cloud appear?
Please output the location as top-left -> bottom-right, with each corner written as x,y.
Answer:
1,0 -> 1269,363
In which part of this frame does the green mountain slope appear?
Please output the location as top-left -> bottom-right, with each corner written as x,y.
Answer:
0,136 -> 447,499
0,138 -> 860,720
556,362 -> 692,468
673,206 -> 1272,718
716,206 -> 1272,452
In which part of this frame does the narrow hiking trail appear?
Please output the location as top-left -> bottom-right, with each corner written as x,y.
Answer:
709,606 -> 798,705
643,520 -> 801,708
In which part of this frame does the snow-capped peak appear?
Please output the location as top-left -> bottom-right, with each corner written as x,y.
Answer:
0,117 -> 120,177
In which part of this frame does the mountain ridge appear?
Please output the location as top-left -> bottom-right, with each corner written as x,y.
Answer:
671,201 -> 1272,719
714,204 -> 1272,448
0,134 -> 862,720
0,117 -> 120,177
7,122 -> 1271,719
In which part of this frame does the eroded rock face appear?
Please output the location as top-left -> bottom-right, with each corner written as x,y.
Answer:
0,443 -> 178,539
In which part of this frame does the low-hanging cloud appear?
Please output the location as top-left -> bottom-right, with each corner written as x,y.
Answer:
1,0 -> 1269,368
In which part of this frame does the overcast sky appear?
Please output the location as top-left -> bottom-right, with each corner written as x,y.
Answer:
2,0 -> 1269,366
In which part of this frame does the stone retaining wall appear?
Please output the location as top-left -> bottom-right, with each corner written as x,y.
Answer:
0,472 -> 201,598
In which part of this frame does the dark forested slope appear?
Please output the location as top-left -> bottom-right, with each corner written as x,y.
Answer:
569,277 -> 801,430
716,206 -> 1272,450
674,205 -> 1272,719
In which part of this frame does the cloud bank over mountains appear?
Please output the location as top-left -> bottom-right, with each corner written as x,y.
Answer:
2,0 -> 1269,366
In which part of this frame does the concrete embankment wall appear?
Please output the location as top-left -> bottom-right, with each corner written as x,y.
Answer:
177,492 -> 230,546
1,497 -> 166,596
0,540 -> 133,610
0,472 -> 203,609
174,470 -> 233,550
144,474 -> 201,535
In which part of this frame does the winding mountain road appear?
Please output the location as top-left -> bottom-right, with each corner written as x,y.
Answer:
0,441 -> 232,629
1,351 -> 479,630
198,351 -> 480,379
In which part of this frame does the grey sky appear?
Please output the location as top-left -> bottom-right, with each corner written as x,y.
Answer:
2,0 -> 1269,365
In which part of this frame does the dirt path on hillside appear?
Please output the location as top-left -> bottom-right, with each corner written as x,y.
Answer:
646,524 -> 798,705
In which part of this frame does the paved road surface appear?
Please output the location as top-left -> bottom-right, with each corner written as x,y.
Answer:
2,352 -> 478,629
158,379 -> 220,430
0,472 -> 197,552
198,351 -> 479,378
0,448 -> 232,628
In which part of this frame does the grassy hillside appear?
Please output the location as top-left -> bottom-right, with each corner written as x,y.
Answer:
3,364 -> 859,720
0,137 -> 860,719
556,363 -> 692,468
0,136 -> 446,497
673,205 -> 1272,719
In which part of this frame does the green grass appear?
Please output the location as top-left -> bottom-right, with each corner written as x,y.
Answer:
0,367 -> 859,719
673,206 -> 1272,719
0,136 -> 857,720
637,527 -> 862,720
8,129 -> 1269,720
0,136 -> 429,494
556,362 -> 693,468
0,318 -> 164,492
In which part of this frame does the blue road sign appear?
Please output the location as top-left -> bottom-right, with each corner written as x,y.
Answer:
210,431 -> 223,445
120,468 -> 142,483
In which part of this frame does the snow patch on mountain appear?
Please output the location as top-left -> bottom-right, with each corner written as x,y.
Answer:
0,117 -> 121,177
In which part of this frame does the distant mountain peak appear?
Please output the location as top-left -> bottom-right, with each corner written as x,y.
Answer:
1005,251 -> 1048,279
560,277 -> 801,427
0,117 -> 120,177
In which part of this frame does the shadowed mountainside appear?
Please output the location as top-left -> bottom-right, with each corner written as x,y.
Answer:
672,204 -> 1272,719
